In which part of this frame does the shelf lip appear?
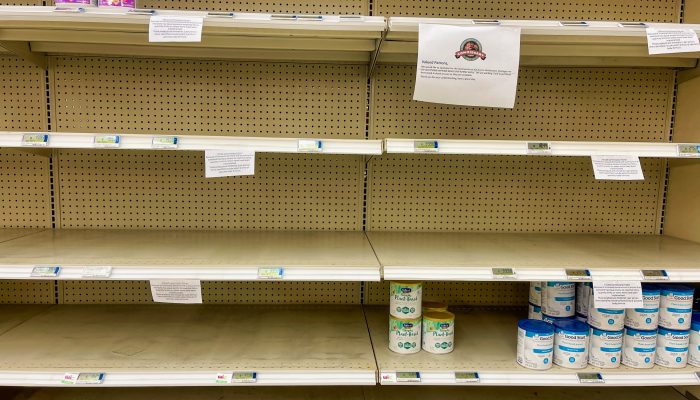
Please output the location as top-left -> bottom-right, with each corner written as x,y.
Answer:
0,132 -> 383,155
385,138 -> 700,158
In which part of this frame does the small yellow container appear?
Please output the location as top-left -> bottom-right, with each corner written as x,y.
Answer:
422,311 -> 455,354
423,300 -> 448,313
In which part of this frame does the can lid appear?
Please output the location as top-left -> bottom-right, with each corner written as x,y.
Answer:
641,283 -> 660,294
553,319 -> 588,333
423,300 -> 448,311
659,283 -> 695,294
658,326 -> 690,335
625,326 -> 657,336
518,319 -> 554,334
423,310 -> 454,322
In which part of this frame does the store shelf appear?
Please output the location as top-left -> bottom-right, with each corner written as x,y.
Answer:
0,229 -> 381,281
385,139 -> 700,158
379,18 -> 700,67
0,132 -> 382,155
366,232 -> 700,281
0,228 -> 44,244
0,304 -> 377,386
366,306 -> 700,386
0,7 -> 385,64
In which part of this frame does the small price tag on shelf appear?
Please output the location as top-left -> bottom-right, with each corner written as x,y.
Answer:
81,266 -> 112,278
31,266 -> 61,278
414,140 -> 439,153
677,144 -> 700,158
454,371 -> 479,383
566,269 -> 591,281
258,267 -> 284,280
577,372 -> 604,384
641,269 -> 669,281
61,372 -> 79,385
232,372 -> 257,383
216,372 -> 233,384
527,142 -> 551,155
298,139 -> 323,152
492,267 -> 515,279
76,372 -> 105,385
22,133 -> 49,147
94,135 -> 120,148
396,372 -> 421,383
152,136 -> 178,149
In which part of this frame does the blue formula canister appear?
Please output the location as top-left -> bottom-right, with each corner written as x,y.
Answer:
517,319 -> 554,370
625,283 -> 660,330
659,284 -> 694,330
553,319 -> 589,369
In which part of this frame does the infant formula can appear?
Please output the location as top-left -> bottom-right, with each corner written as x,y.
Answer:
625,284 -> 660,330
688,312 -> 700,367
575,313 -> 587,323
389,315 -> 421,354
587,290 -> 625,331
423,300 -> 448,313
422,311 -> 455,354
390,281 -> 422,319
553,319 -> 589,369
655,327 -> 689,368
98,0 -> 135,7
542,314 -> 574,325
528,303 -> 542,320
517,319 -> 554,370
576,282 -> 591,317
529,282 -> 542,306
659,284 -> 694,330
541,282 -> 575,317
622,327 -> 657,369
588,327 -> 623,368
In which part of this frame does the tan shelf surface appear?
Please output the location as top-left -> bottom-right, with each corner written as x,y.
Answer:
0,229 -> 380,281
367,231 -> 700,281
366,306 -> 700,386
0,228 -> 45,244
0,305 -> 377,386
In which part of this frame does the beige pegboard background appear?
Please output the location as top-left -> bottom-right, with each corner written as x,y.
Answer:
138,0 -> 367,14
366,281 -> 528,306
0,281 -> 54,304
56,151 -> 364,230
374,0 -> 680,22
371,67 -> 674,141
51,57 -> 367,139
58,281 -> 360,304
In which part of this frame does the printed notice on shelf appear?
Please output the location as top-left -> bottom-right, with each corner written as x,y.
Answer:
592,281 -> 643,308
591,155 -> 644,181
647,28 -> 700,55
150,279 -> 202,304
204,150 -> 255,178
149,16 -> 204,43
413,24 -> 521,108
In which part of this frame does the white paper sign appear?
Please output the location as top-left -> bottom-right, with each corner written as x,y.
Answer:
204,150 -> 255,178
149,16 -> 204,43
150,279 -> 202,304
413,24 -> 521,108
647,28 -> 700,55
593,281 -> 643,308
81,266 -> 112,278
591,155 -> 644,180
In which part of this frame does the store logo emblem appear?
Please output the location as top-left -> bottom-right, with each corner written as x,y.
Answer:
455,38 -> 486,61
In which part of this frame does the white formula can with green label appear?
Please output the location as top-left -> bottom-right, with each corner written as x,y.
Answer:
422,311 -> 455,354
390,281 -> 422,319
389,315 -> 421,354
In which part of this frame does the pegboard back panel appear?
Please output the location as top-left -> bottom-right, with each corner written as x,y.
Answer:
51,57 -> 366,139
0,281 -> 54,304
59,281 -> 360,304
57,151 -> 363,230
139,0 -> 367,15
365,281 -> 527,306
375,0 -> 680,22
367,155 -> 664,233
0,151 -> 52,228
0,56 -> 46,132
371,66 -> 674,141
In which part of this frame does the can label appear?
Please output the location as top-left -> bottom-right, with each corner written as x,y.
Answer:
390,282 -> 422,318
689,329 -> 700,367
529,282 -> 541,306
389,317 -> 421,354
659,291 -> 693,330
625,292 -> 660,330
528,303 -> 542,320
622,330 -> 657,369
655,330 -> 689,368
541,282 -> 575,317
422,318 -> 454,354
587,307 -> 625,331
554,330 -> 589,369
589,329 -> 622,369
517,327 -> 553,370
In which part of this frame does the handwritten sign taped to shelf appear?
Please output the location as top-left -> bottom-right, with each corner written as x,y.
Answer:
81,266 -> 113,278
413,24 -> 521,108
204,150 -> 255,178
149,16 -> 204,43
592,281 -> 643,308
150,279 -> 202,304
94,135 -> 120,148
31,266 -> 61,278
647,28 -> 700,55
590,155 -> 644,181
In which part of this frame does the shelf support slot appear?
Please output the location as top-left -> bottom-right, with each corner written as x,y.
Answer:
0,41 -> 47,70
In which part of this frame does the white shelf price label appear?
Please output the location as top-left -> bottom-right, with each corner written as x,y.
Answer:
258,267 -> 284,279
577,372 -> 604,384
695,371 -> 700,382
76,372 -> 105,384
82,266 -> 113,278
396,372 -> 421,382
232,372 -> 257,383
455,371 -> 479,383
298,139 -> 323,152
566,269 -> 591,281
94,135 -> 120,148
216,372 -> 233,384
678,144 -> 700,157
527,142 -> 551,155
380,372 -> 397,383
641,269 -> 669,281
492,267 -> 515,279
152,136 -> 178,149
21,133 -> 49,147
414,140 -> 439,153
61,372 -> 79,385
31,266 -> 61,278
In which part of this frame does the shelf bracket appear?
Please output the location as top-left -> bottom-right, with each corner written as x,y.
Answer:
677,60 -> 700,84
368,30 -> 387,78
0,41 -> 48,70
